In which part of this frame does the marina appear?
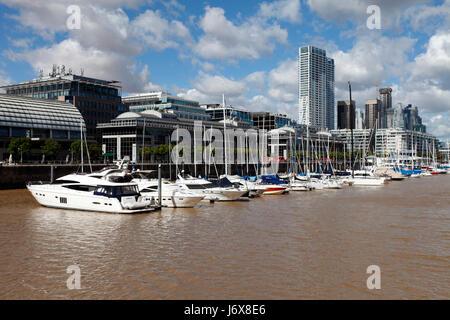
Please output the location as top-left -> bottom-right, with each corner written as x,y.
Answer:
0,174 -> 449,299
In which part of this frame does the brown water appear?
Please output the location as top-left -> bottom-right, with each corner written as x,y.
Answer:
0,176 -> 449,300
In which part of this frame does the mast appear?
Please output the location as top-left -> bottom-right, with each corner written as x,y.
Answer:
223,94 -> 228,176
80,118 -> 84,173
141,118 -> 145,170
348,81 -> 354,178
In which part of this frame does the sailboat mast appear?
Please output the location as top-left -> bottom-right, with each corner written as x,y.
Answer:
223,94 -> 228,176
80,118 -> 84,173
348,81 -> 354,178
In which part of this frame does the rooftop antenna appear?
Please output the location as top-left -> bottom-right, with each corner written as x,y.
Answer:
39,69 -> 44,79
80,68 -> 84,76
50,64 -> 57,77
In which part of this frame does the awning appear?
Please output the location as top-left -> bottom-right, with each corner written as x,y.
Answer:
102,153 -> 116,157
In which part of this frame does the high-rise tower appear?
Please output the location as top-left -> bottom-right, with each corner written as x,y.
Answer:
298,46 -> 335,129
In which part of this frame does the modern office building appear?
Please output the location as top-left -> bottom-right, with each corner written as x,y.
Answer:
123,92 -> 211,121
337,100 -> 355,129
386,103 -> 427,133
403,104 -> 426,132
375,128 -> 437,156
201,104 -> 253,126
379,88 -> 392,128
331,129 -> 375,154
298,46 -> 335,129
97,109 -> 248,162
251,112 -> 297,131
0,94 -> 85,160
1,66 -> 124,141
365,99 -> 381,129
355,108 -> 365,129
440,141 -> 450,163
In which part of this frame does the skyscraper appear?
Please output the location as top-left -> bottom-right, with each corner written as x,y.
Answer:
365,99 -> 381,129
337,100 -> 355,129
355,108 -> 365,129
379,88 -> 392,128
298,46 -> 335,129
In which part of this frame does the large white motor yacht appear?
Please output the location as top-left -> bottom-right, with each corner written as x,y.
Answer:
27,174 -> 156,214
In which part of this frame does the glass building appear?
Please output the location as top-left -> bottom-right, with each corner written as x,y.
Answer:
298,46 -> 335,129
1,66 -> 125,141
201,104 -> 253,126
250,112 -> 297,131
0,94 -> 85,160
123,92 -> 211,121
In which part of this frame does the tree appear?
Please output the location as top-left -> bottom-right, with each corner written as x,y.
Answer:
8,137 -> 31,155
139,146 -> 152,161
70,140 -> 82,156
88,143 -> 102,160
41,139 -> 61,160
8,137 -> 31,163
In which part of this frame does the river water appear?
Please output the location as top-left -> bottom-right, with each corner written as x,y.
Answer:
0,175 -> 449,299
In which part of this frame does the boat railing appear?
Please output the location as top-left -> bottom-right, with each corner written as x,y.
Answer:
27,181 -> 51,186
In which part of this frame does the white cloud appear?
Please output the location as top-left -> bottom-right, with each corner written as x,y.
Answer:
244,71 -> 266,92
130,9 -> 192,50
258,0 -> 302,23
10,39 -> 154,93
0,71 -> 12,93
192,73 -> 249,99
410,32 -> 450,90
194,6 -> 288,60
402,0 -> 450,32
267,59 -> 297,103
306,0 -> 432,28
330,34 -> 416,91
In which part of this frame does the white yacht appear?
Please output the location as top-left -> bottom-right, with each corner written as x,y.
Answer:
27,174 -> 156,214
322,178 -> 343,189
176,175 -> 247,201
137,180 -> 205,208
220,175 -> 264,197
347,171 -> 387,186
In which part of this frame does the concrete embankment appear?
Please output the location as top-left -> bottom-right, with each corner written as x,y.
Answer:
0,163 -> 285,189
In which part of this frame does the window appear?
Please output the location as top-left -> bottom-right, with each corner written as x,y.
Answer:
63,185 -> 95,192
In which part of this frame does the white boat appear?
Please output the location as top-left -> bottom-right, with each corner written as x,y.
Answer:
177,175 -> 247,201
289,179 -> 313,191
322,178 -> 343,189
27,174 -> 156,214
138,180 -> 204,208
220,175 -> 264,197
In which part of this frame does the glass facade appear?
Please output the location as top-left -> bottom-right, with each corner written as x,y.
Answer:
298,46 -> 335,129
0,94 -> 85,139
124,92 -> 211,122
2,74 -> 123,141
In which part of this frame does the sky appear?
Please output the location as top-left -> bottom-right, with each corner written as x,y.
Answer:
0,0 -> 449,140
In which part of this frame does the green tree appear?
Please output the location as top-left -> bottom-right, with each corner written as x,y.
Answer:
41,139 -> 61,160
8,137 -> 31,163
139,146 -> 152,161
70,140 -> 82,155
88,143 -> 102,160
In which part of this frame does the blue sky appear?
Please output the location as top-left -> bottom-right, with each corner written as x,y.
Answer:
0,0 -> 449,140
